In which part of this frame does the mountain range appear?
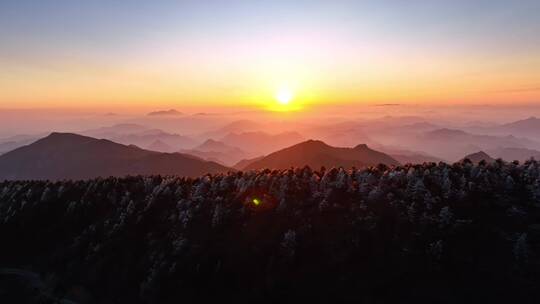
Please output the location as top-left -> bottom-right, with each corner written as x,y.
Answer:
81,124 -> 198,151
0,133 -> 229,180
411,128 -> 540,161
3,115 -> 540,180
0,133 -> 404,180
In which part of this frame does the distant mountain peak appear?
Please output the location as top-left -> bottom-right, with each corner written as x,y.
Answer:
303,139 -> 328,146
462,151 -> 495,164
202,139 -> 221,145
291,139 -> 334,151
147,109 -> 183,116
353,143 -> 369,150
47,131 -> 63,137
42,132 -> 96,144
473,151 -> 490,157
244,140 -> 398,170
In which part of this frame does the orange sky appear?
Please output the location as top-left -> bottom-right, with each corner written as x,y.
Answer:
1,1 -> 539,111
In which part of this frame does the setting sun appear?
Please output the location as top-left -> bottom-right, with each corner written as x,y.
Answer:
264,85 -> 303,112
275,87 -> 294,105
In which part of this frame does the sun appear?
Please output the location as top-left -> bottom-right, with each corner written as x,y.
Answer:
275,87 -> 294,105
265,85 -> 302,112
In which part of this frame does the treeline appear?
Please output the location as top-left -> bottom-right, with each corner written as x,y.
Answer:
1,160 -> 540,303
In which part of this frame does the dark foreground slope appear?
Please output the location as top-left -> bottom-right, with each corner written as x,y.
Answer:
0,132 -> 230,180
1,161 -> 540,303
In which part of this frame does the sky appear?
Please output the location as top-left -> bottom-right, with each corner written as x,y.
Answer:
1,0 -> 539,111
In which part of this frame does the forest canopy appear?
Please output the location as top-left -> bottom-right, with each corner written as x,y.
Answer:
1,160 -> 540,303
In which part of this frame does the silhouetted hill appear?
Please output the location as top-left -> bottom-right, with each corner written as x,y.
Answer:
0,133 -> 230,180
245,140 -> 399,170
462,151 -> 495,164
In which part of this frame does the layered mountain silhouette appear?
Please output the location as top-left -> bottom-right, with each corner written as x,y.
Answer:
81,124 -> 198,151
180,139 -> 249,166
487,147 -> 540,162
80,123 -> 149,139
112,130 -> 197,151
244,140 -> 399,170
233,156 -> 265,170
195,139 -> 246,154
0,133 -> 230,180
146,139 -> 176,153
411,128 -> 540,161
197,120 -> 265,140
221,131 -> 304,155
464,117 -> 540,140
499,116 -> 540,133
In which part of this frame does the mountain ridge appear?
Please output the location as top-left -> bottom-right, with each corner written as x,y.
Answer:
0,133 -> 230,180
245,139 -> 399,170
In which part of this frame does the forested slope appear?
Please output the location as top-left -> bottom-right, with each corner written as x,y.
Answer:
1,160 -> 540,303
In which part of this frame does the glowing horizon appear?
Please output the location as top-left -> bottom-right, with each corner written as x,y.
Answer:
1,1 -> 539,111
